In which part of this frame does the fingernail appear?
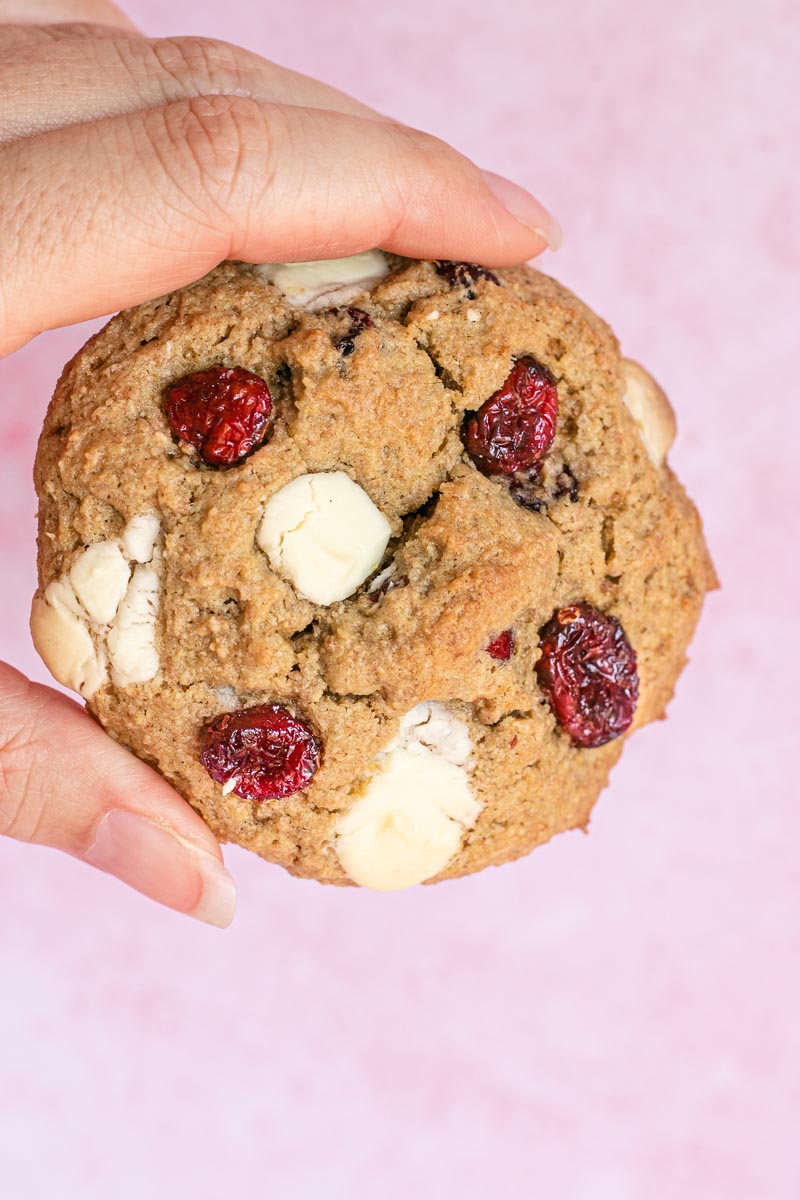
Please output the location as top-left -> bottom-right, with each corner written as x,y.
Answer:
85,809 -> 236,929
480,169 -> 563,251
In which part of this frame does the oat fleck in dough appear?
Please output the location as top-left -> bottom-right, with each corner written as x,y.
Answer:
31,254 -> 716,889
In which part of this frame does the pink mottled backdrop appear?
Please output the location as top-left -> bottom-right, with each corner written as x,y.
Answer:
1,1 -> 798,1196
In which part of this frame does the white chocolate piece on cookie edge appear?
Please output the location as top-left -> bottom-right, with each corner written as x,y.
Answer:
257,471 -> 391,606
32,516 -> 163,697
334,703 -> 480,890
255,251 -> 389,311
30,582 -> 106,697
621,359 -> 676,466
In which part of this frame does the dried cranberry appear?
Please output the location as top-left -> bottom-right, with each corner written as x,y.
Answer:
462,357 -> 558,477
536,602 -> 638,748
336,307 -> 375,356
486,630 -> 515,660
164,366 -> 272,466
435,261 -> 499,289
201,703 -> 320,799
345,306 -> 374,332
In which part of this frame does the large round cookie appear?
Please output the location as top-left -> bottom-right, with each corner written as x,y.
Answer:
31,253 -> 715,889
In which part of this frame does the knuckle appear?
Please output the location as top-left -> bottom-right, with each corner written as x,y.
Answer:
148,35 -> 249,98
149,94 -> 278,212
113,35 -> 276,123
181,90 -> 269,133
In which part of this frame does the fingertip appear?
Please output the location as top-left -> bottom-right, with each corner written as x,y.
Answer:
479,169 -> 563,254
190,848 -> 238,929
83,808 -> 237,929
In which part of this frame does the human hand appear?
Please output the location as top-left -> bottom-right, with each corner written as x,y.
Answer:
0,0 -> 561,926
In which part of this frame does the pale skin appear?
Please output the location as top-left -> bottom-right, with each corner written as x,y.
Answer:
0,0 -> 561,926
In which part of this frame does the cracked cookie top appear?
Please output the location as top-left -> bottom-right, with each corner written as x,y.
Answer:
32,254 -> 715,888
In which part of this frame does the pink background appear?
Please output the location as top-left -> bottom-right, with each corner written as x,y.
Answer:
1,1 -> 798,1196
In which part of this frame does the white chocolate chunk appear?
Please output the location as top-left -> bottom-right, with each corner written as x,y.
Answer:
335,744 -> 480,891
621,359 -> 676,466
255,251 -> 389,311
335,703 -> 479,890
30,582 -> 106,698
30,518 -> 164,697
257,471 -> 391,605
69,542 -> 130,626
393,701 -> 474,767
107,563 -> 160,686
122,513 -> 161,564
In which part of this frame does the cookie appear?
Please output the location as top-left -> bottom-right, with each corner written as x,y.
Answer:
31,252 -> 716,889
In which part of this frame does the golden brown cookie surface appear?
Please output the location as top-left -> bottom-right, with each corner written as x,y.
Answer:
31,255 -> 715,888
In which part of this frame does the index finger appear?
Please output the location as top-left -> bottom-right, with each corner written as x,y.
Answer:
0,0 -> 136,28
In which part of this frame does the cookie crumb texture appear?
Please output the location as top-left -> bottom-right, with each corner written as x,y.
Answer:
32,254 -> 715,889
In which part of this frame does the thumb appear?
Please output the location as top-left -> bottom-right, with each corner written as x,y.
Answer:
0,94 -> 560,355
0,662 -> 236,927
